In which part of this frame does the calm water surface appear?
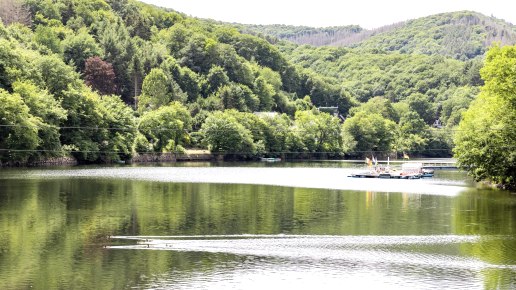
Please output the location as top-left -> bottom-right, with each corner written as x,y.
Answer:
0,162 -> 515,289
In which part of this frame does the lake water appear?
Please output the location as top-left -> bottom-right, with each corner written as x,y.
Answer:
0,162 -> 515,289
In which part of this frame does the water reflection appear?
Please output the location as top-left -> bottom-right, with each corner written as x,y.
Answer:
16,165 -> 468,195
0,165 -> 514,289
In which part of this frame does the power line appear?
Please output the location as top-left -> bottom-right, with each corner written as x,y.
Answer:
0,123 -> 510,133
0,148 -> 495,155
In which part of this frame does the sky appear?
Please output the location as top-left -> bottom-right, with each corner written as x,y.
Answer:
139,0 -> 516,29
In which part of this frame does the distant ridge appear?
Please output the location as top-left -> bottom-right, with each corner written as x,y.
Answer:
238,11 -> 516,60
237,24 -> 364,46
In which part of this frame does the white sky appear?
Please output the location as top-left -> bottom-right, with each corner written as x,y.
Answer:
139,0 -> 516,29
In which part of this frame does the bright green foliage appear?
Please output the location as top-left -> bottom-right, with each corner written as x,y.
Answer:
139,68 -> 168,111
223,110 -> 268,150
258,113 -> 293,153
200,110 -> 256,155
13,81 -> 66,155
0,89 -> 40,163
454,45 -> 516,189
342,111 -> 396,156
289,47 -> 467,103
1,0 -> 509,164
13,81 -> 66,124
392,111 -> 430,156
34,25 -> 62,54
350,97 -> 398,122
254,65 -> 282,92
253,76 -> 275,111
36,54 -> 81,97
59,88 -> 104,162
96,95 -> 137,161
294,110 -> 342,153
138,102 -> 192,153
139,68 -> 186,112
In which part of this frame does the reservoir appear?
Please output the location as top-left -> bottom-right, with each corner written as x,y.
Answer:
0,162 -> 515,289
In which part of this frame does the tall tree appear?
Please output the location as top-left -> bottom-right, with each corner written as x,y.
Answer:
96,16 -> 135,102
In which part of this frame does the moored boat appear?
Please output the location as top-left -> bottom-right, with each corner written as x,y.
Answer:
349,160 -> 432,179
260,157 -> 281,162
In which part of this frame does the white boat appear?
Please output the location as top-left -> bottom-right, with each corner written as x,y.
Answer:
260,157 -> 281,162
349,162 -> 433,179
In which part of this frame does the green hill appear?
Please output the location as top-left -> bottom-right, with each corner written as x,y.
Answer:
0,1 -> 509,164
241,11 -> 516,60
356,11 -> 516,60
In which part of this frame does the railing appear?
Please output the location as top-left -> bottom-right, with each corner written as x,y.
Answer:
340,159 -> 458,169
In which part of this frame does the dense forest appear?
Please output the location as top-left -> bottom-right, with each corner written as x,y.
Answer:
0,0 -> 514,187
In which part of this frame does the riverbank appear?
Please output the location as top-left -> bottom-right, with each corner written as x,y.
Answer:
0,150 -> 214,168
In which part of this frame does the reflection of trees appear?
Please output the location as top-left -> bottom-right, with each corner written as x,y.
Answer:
2,176 -> 495,289
453,189 -> 516,288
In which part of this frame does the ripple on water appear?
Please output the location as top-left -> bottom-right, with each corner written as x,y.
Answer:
110,235 -> 514,290
109,235 -> 515,271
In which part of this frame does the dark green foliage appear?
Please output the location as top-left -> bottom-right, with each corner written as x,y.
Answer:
62,29 -> 102,71
96,16 -> 135,102
405,93 -> 436,124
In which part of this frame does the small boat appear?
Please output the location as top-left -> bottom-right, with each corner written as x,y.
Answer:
349,162 -> 432,179
421,169 -> 434,178
260,157 -> 281,162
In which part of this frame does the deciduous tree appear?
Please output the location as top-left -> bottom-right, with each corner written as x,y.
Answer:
454,45 -> 516,189
84,56 -> 117,95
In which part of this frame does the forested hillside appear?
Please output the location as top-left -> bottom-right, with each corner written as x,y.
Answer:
0,0 -> 512,167
244,11 -> 516,60
237,24 -> 363,46
0,0 -> 354,164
